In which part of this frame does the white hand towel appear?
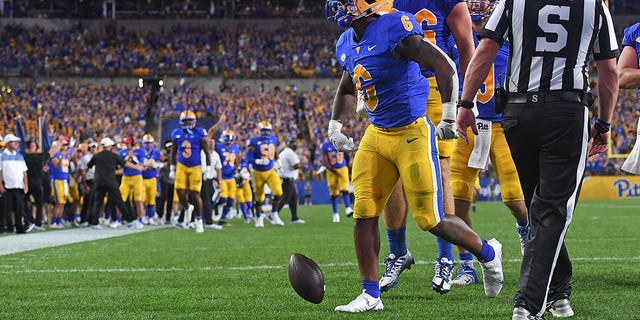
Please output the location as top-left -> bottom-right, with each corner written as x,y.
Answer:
468,119 -> 492,170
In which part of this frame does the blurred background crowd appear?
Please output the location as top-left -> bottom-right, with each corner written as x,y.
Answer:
0,0 -> 638,178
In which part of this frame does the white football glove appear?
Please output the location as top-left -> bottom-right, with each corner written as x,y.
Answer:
355,91 -> 369,119
169,165 -> 176,180
436,102 -> 458,140
328,120 -> 357,152
254,158 -> 270,166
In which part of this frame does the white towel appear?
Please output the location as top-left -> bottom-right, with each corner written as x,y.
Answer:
468,119 -> 492,169
622,117 -> 640,175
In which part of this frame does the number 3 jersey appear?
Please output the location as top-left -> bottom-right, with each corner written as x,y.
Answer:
335,12 -> 429,129
171,127 -> 207,167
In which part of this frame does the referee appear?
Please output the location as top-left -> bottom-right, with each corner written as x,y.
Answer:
456,1 -> 619,319
277,138 -> 303,224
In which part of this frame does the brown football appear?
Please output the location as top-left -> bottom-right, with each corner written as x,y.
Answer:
288,253 -> 325,304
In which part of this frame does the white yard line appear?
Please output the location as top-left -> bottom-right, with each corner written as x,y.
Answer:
0,225 -> 169,256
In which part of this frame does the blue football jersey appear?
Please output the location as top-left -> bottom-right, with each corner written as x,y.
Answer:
321,141 -> 347,169
622,22 -> 640,102
119,148 -> 146,176
171,127 -> 207,167
50,152 -> 70,180
247,135 -> 278,171
394,0 -> 463,78
448,30 -> 509,122
142,149 -> 163,179
336,12 -> 429,128
216,142 -> 240,179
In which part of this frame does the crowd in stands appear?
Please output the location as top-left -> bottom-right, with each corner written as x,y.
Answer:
1,79 -> 637,177
0,22 -> 342,78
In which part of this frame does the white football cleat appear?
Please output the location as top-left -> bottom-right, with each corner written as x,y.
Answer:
379,250 -> 415,292
345,207 -> 354,217
479,238 -> 504,297
267,212 -> 285,226
255,214 -> 264,228
335,291 -> 383,313
332,213 -> 340,223
195,218 -> 204,233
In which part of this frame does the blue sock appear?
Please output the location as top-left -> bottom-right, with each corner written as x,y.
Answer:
73,213 -> 81,221
476,239 -> 496,263
362,280 -> 380,298
53,217 -> 60,224
331,199 -> 339,214
436,236 -> 454,261
343,194 -> 351,208
386,226 -> 407,256
116,216 -> 122,222
146,206 -> 154,218
222,205 -> 230,219
138,217 -> 144,223
516,219 -> 528,227
459,252 -> 474,263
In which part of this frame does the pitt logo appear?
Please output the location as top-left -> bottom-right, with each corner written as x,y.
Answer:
531,94 -> 539,103
356,47 -> 361,54
613,179 -> 640,198
341,53 -> 346,62
477,122 -> 490,131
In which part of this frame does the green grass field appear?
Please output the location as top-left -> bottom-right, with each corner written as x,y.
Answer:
1,200 -> 639,319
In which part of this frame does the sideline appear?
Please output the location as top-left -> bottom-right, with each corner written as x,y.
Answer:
0,225 -> 169,256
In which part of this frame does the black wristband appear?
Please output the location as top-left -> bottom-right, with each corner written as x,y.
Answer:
456,99 -> 474,109
594,119 -> 610,133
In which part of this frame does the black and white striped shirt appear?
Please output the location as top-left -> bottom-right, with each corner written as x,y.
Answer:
478,0 -> 619,93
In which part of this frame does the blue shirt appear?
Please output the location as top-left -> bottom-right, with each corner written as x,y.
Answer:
321,141 -> 347,169
171,126 -> 208,167
622,22 -> 640,102
216,142 -> 240,180
119,148 -> 146,176
336,12 -> 428,128
142,149 -> 163,179
246,135 -> 278,171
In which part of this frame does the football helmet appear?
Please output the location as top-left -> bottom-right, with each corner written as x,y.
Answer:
222,130 -> 235,146
467,0 -> 496,23
325,0 -> 393,28
258,121 -> 272,138
179,110 -> 196,130
143,134 -> 155,151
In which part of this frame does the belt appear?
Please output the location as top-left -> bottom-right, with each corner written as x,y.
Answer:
374,117 -> 425,132
505,91 -> 590,106
282,177 -> 295,181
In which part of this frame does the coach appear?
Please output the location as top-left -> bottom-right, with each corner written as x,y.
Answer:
455,0 -> 619,319
277,139 -> 303,224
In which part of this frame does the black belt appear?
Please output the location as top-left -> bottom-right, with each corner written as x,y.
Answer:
505,91 -> 592,106
282,177 -> 295,182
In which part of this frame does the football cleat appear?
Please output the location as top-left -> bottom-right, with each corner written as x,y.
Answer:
517,222 -> 530,256
255,214 -> 265,228
379,250 -> 415,292
195,218 -> 204,233
479,238 -> 504,297
431,257 -> 454,294
335,291 -> 383,313
452,260 -> 478,285
332,213 -> 340,223
266,212 -> 285,226
547,294 -> 574,318
512,306 -> 548,320
345,207 -> 354,217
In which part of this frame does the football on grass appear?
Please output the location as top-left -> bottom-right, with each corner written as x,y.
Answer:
288,253 -> 325,304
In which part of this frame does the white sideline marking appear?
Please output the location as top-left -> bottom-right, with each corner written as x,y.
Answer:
0,225 -> 169,256
0,257 -> 638,274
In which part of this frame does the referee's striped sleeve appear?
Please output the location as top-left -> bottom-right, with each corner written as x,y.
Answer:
593,0 -> 619,60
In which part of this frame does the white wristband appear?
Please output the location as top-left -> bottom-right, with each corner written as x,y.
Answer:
442,102 -> 456,121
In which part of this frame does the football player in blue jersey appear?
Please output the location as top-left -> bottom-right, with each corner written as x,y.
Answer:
215,129 -> 241,225
141,134 -> 164,225
235,160 -> 254,223
619,22 -> 640,174
379,0 -> 478,295
325,0 -> 504,312
245,121 -> 284,227
49,138 -> 72,229
170,110 -> 214,233
118,137 -> 147,228
321,139 -> 353,223
446,0 -> 529,286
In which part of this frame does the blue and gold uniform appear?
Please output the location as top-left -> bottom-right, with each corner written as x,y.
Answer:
394,0 -> 462,157
321,141 -> 349,196
235,161 -> 254,222
171,126 -> 207,192
119,147 -> 146,202
337,11 -> 444,230
142,148 -> 163,206
215,141 -> 240,200
449,32 -> 523,203
50,152 -> 71,204
622,22 -> 640,102
246,134 -> 283,202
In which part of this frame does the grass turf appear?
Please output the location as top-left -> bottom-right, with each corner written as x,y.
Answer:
0,199 -> 638,319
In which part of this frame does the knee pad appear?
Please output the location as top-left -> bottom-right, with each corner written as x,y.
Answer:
353,198 -> 377,219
